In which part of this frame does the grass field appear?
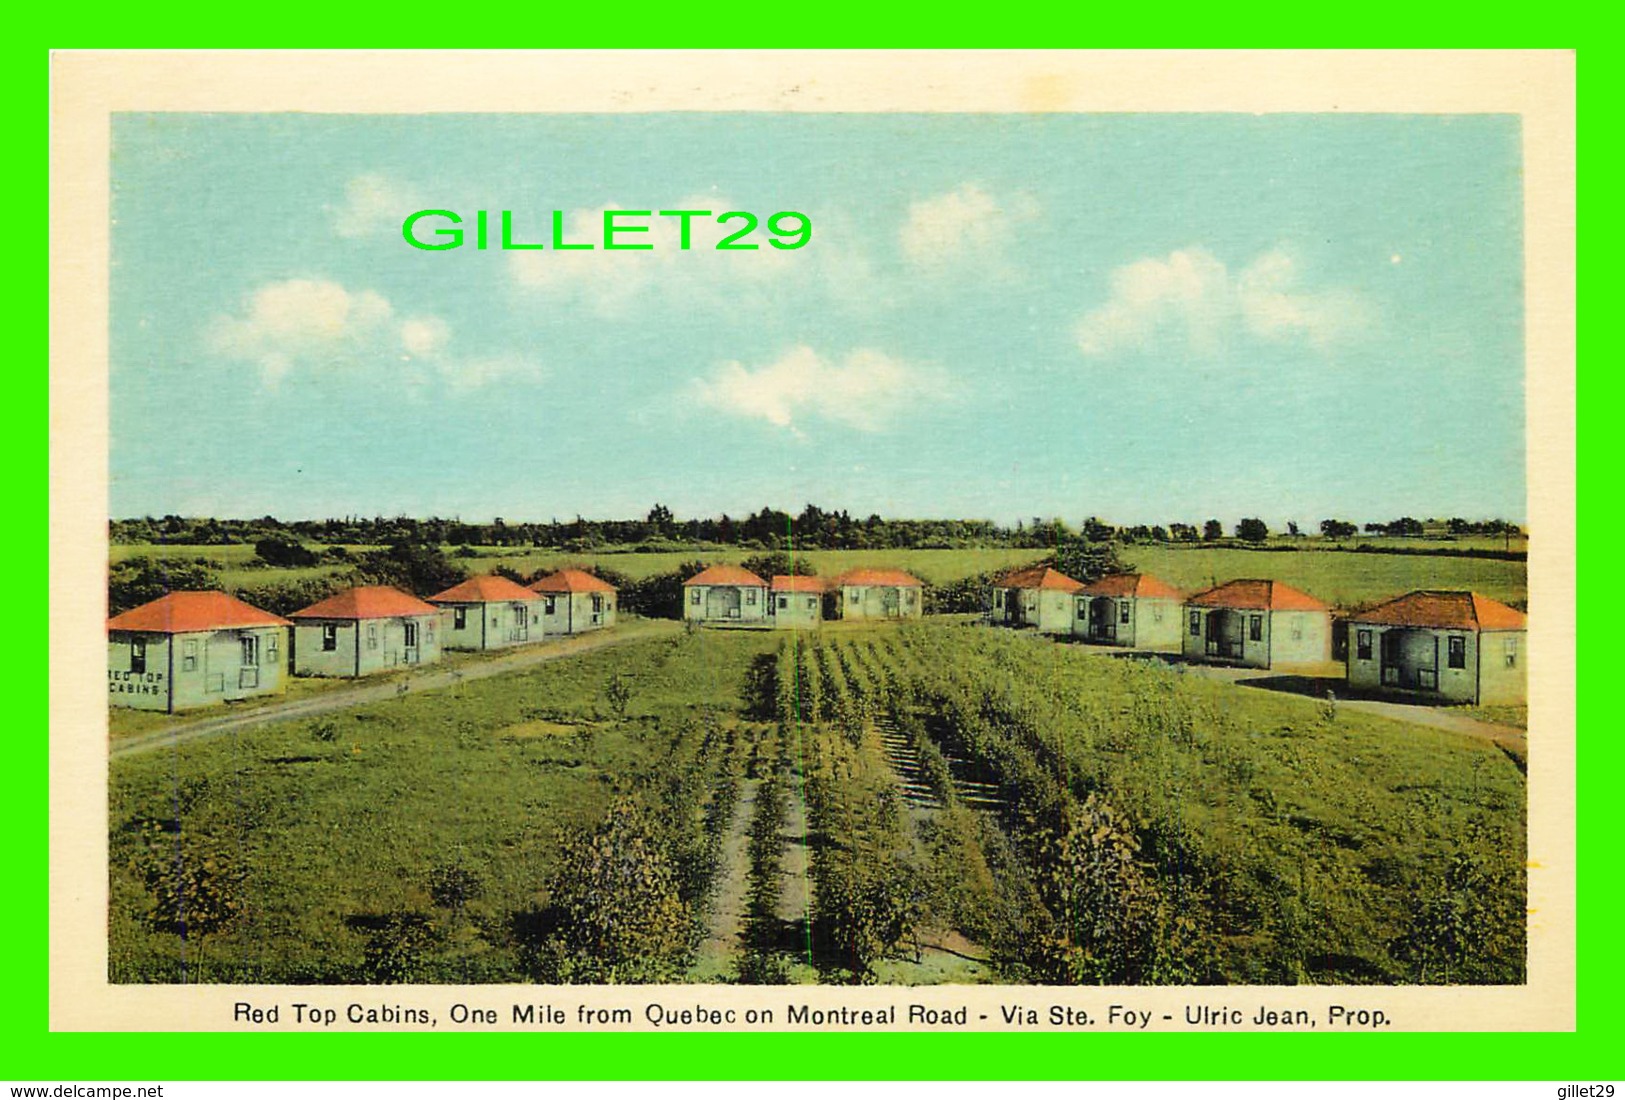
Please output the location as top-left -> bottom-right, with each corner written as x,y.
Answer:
110,619 -> 1525,985
112,540 -> 1526,609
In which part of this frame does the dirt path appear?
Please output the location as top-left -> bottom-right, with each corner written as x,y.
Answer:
111,619 -> 681,760
778,749 -> 814,967
688,778 -> 760,982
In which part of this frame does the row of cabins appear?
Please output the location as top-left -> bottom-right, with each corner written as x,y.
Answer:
682,565 -> 923,626
107,568 -> 617,712
989,568 -> 1527,705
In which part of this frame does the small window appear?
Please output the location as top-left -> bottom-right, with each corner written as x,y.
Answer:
777,595 -> 789,610
453,607 -> 467,630
592,594 -> 604,613
807,597 -> 817,611
1356,629 -> 1372,660
321,624 -> 337,652
181,638 -> 198,672
425,622 -> 435,643
1119,602 -> 1131,624
1153,605 -> 1163,622
1249,614 -> 1263,642
746,589 -> 757,605
265,633 -> 278,663
546,595 -> 558,614
1077,599 -> 1087,616
1448,636 -> 1466,669
690,590 -> 701,605
1189,611 -> 1201,636
240,635 -> 259,667
1291,621 -> 1303,640
995,590 -> 1004,608
130,637 -> 147,674
367,623 -> 379,650
1504,636 -> 1518,668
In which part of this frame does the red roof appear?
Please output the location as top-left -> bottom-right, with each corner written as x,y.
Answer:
1350,590 -> 1527,631
107,590 -> 290,634
528,567 -> 616,594
684,564 -> 767,587
429,574 -> 541,604
1186,579 -> 1328,612
772,574 -> 826,593
1078,573 -> 1184,600
997,565 -> 1084,593
289,585 -> 439,620
832,568 -> 922,588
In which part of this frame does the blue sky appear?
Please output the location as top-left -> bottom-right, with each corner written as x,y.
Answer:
109,113 -> 1525,527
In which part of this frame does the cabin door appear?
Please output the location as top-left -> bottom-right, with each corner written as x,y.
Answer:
1090,597 -> 1115,641
882,588 -> 901,618
512,603 -> 528,642
238,633 -> 260,689
402,620 -> 420,664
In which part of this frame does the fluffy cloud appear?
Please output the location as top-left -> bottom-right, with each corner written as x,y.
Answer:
207,278 -> 540,390
329,173 -> 426,240
1074,247 -> 1370,357
900,184 -> 1038,271
690,345 -> 946,434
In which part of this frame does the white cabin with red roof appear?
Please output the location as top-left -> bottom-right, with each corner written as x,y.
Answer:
429,574 -> 544,650
832,568 -> 923,621
990,565 -> 1083,634
1346,590 -> 1526,704
683,564 -> 769,624
107,590 -> 291,712
1074,573 -> 1185,651
528,568 -> 617,635
288,585 -> 443,677
1183,578 -> 1332,669
770,575 -> 825,627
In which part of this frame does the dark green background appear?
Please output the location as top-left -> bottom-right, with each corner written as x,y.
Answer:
28,35 -> 1588,1082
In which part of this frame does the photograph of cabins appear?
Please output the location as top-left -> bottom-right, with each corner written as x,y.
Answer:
102,98 -> 1534,994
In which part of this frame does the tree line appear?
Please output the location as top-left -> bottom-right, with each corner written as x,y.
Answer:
111,506 -> 1524,552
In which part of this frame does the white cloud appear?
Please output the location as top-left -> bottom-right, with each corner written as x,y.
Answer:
207,278 -> 540,391
690,345 -> 947,433
1074,247 -> 1370,357
329,173 -> 426,240
900,184 -> 1038,271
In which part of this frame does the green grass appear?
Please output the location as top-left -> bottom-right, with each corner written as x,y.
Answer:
1126,545 -> 1526,608
108,629 -> 778,983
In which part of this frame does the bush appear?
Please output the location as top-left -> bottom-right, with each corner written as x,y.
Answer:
428,863 -> 485,910
137,824 -> 246,938
254,537 -> 319,568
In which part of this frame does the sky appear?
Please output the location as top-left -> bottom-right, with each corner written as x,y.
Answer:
109,113 -> 1526,528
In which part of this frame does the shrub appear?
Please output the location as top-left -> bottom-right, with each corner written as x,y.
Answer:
137,824 -> 246,938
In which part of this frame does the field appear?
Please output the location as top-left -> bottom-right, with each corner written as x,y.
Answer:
109,622 -> 1525,985
111,540 -> 1526,609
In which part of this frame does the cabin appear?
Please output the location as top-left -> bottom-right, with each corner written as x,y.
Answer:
989,565 -> 1083,634
107,590 -> 290,712
429,574 -> 544,651
771,575 -> 825,627
1345,590 -> 1527,705
528,568 -> 617,635
288,585 -> 443,677
831,568 -> 923,620
1074,573 -> 1185,651
683,564 -> 770,624
1182,578 -> 1332,669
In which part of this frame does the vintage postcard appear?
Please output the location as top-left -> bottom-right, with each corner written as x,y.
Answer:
50,51 -> 1575,1033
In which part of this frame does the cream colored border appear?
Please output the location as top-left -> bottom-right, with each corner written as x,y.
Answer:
49,50 -> 1577,1033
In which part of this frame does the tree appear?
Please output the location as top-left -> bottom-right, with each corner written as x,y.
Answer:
1202,519 -> 1223,542
741,552 -> 816,580
1235,518 -> 1269,543
254,537 -> 318,568
1051,535 -> 1131,584
353,540 -> 466,596
108,557 -> 220,616
1286,521 -> 1301,537
1319,519 -> 1358,539
542,797 -> 689,982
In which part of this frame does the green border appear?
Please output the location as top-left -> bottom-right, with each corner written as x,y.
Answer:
30,36 -> 1591,1082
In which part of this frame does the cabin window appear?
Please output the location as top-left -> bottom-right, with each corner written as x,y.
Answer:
130,637 -> 147,674
453,607 -> 467,630
806,597 -> 817,611
404,621 -> 418,648
240,635 -> 259,667
777,595 -> 789,610
1119,602 -> 1131,624
1291,621 -> 1303,640
592,594 -> 603,613
546,595 -> 558,614
1152,605 -> 1163,622
1448,636 -> 1466,669
995,591 -> 1004,609
1356,630 -> 1372,660
1189,611 -> 1201,636
425,622 -> 435,643
181,638 -> 198,672
321,624 -> 337,651
746,589 -> 757,605
1504,636 -> 1518,668
265,633 -> 278,664
367,623 -> 379,650
690,590 -> 701,606
1249,614 -> 1263,642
